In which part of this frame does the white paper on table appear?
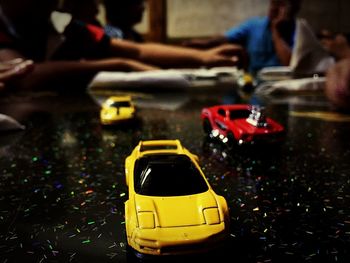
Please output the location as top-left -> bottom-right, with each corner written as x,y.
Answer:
91,91 -> 190,111
257,19 -> 335,82
290,18 -> 335,75
255,76 -> 326,96
88,67 -> 239,91
88,70 -> 191,90
257,66 -> 293,81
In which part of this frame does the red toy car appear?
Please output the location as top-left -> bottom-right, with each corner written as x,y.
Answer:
201,104 -> 285,146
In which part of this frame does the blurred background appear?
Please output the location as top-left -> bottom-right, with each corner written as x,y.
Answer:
53,0 -> 350,43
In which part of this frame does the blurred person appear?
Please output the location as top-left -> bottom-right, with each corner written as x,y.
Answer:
318,30 -> 350,61
103,0 -> 145,42
317,29 -> 334,50
0,0 -> 238,91
183,0 -> 303,74
325,58 -> 350,111
63,0 -> 102,26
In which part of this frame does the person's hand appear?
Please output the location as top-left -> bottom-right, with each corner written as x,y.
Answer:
201,44 -> 241,67
0,59 -> 34,90
322,33 -> 350,60
325,58 -> 350,110
271,3 -> 292,30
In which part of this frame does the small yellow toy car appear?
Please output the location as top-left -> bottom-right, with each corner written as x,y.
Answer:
100,96 -> 136,125
124,139 -> 229,256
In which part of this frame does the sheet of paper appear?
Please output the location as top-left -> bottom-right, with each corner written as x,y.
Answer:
255,76 -> 326,96
88,67 -> 239,91
290,18 -> 335,75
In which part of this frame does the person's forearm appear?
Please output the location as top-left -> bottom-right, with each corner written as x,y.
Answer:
0,50 -> 91,90
110,38 -> 208,68
271,27 -> 292,66
12,59 -> 158,90
0,47 -> 160,90
16,61 -> 96,89
138,42 -> 211,68
182,36 -> 229,49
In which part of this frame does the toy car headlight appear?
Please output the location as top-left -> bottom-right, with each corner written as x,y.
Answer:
102,110 -> 112,117
211,129 -> 220,137
138,212 -> 155,229
203,208 -> 220,225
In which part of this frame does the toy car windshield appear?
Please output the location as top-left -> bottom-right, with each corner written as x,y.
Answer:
108,101 -> 131,108
134,154 -> 208,196
229,109 -> 250,120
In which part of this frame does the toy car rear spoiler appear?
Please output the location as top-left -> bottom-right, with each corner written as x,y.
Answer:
139,140 -> 183,152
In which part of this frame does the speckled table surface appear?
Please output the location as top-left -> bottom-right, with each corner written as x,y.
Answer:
0,88 -> 350,263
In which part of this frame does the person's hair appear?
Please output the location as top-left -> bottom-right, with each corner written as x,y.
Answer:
63,0 -> 98,15
283,0 -> 302,16
287,0 -> 302,16
271,0 -> 302,16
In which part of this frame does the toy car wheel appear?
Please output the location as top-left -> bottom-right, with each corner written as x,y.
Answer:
126,245 -> 142,261
226,132 -> 237,148
203,118 -> 212,135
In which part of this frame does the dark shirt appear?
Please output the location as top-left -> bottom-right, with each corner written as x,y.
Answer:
0,17 -> 111,62
0,19 -> 52,62
51,20 -> 111,60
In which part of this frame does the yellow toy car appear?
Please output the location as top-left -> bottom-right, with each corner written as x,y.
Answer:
100,95 -> 136,125
124,139 -> 229,256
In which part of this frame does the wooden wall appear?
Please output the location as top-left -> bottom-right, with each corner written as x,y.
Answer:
105,0 -> 350,42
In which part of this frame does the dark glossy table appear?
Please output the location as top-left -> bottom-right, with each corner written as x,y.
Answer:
1,85 -> 350,263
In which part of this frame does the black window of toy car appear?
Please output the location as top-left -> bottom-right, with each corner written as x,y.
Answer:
110,101 -> 131,108
218,108 -> 226,117
229,109 -> 250,120
133,154 -> 209,196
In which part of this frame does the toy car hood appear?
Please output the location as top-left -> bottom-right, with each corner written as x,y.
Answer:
233,118 -> 283,134
134,191 -> 221,228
